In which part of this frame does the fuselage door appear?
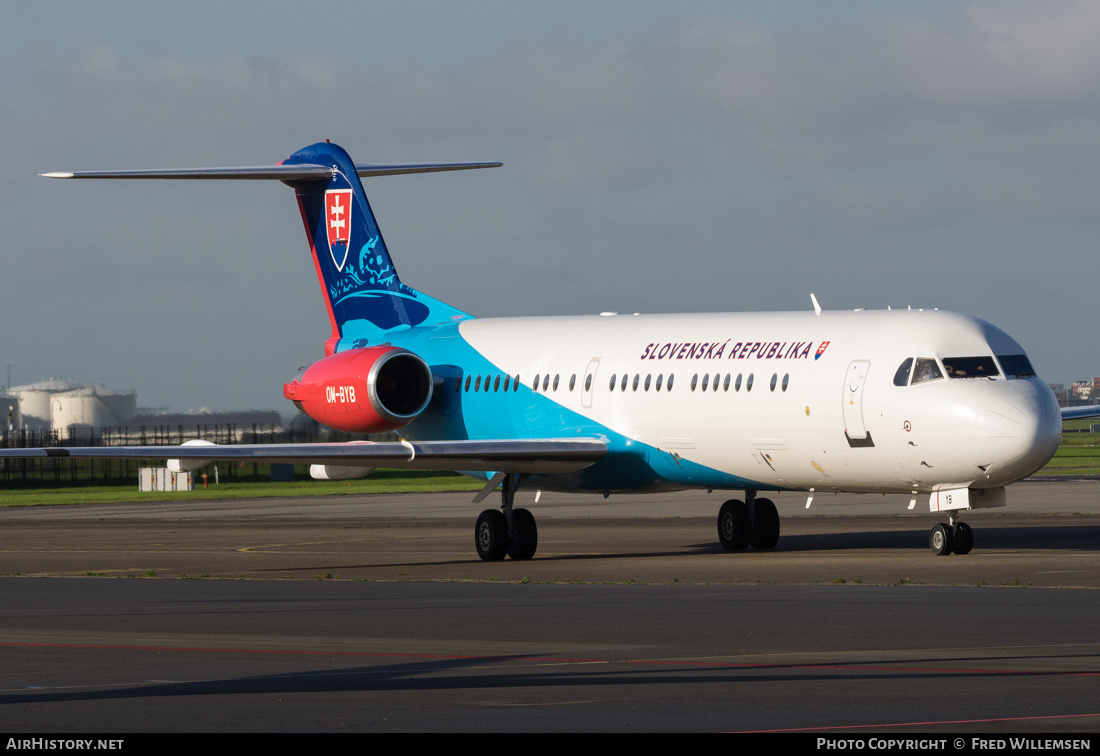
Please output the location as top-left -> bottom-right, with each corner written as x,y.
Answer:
843,360 -> 871,440
581,359 -> 600,409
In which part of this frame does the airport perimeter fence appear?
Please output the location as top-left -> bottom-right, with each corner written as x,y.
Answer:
0,423 -> 372,484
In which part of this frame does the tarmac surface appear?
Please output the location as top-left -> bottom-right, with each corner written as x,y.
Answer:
0,481 -> 1098,732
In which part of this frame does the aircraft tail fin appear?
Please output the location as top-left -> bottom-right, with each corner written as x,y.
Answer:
42,142 -> 501,351
281,142 -> 479,348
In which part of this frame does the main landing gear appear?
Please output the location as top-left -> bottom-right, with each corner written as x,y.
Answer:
928,513 -> 974,556
475,473 -> 538,561
718,491 -> 780,551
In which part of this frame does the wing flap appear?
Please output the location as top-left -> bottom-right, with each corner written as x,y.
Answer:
0,438 -> 607,475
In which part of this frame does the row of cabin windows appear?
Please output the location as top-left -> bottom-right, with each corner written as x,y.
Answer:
456,371 -> 791,394
607,372 -> 792,393
686,372 -> 790,393
454,374 -> 522,393
531,373 -> 593,392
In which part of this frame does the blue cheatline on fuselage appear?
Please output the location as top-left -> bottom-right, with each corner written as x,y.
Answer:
373,322 -> 775,494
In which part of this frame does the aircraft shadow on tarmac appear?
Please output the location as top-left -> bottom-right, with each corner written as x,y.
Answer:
3,650 -> 1095,709
747,523 -> 1100,553
248,522 -> 1100,571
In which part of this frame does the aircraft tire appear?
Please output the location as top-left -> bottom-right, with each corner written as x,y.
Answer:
929,523 -> 954,556
507,508 -> 538,560
953,522 -> 974,555
750,498 -> 781,550
718,499 -> 751,551
475,509 -> 508,561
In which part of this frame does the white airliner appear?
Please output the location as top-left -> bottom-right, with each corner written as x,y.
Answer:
12,141 -> 1096,560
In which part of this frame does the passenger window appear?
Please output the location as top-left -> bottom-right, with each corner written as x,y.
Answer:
533,374 -> 540,391
702,374 -> 709,391
782,373 -> 789,392
770,373 -> 777,392
621,374 -> 628,392
465,375 -> 472,392
746,373 -> 754,391
553,374 -> 560,391
475,375 -> 482,392
632,374 -> 640,392
655,374 -> 663,391
667,374 -> 675,391
543,375 -> 550,391
712,373 -> 720,392
609,374 -> 617,391
644,374 -> 651,391
569,374 -> 576,391
494,375 -> 501,392
514,375 -> 520,392
943,356 -> 999,379
893,358 -> 914,387
691,374 -> 698,391
723,374 -> 730,392
454,377 -> 461,392
911,359 -> 943,384
585,375 -> 592,391
503,375 -> 511,392
735,374 -> 742,392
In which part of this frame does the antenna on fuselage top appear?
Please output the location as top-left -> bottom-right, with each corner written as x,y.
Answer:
810,293 -> 822,316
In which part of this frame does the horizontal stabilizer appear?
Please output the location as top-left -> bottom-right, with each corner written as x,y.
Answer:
39,162 -> 501,181
1060,405 -> 1100,421
0,438 -> 606,475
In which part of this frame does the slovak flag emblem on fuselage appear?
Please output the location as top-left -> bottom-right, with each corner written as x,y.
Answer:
325,189 -> 353,271
815,341 -> 830,360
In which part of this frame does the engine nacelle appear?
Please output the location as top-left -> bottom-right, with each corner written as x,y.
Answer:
309,464 -> 375,480
283,346 -> 433,433
167,439 -> 217,473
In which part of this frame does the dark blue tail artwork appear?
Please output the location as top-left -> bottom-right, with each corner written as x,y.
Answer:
282,142 -> 471,345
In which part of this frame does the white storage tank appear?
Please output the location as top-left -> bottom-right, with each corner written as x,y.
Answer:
9,379 -> 85,431
51,387 -> 137,439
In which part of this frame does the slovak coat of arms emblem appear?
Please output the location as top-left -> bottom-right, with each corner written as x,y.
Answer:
325,189 -> 353,271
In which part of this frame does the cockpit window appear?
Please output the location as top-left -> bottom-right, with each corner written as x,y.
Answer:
997,354 -> 1036,378
911,358 -> 943,385
942,356 -> 999,379
893,358 -> 913,387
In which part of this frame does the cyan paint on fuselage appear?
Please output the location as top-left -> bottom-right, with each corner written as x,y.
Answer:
330,322 -> 771,494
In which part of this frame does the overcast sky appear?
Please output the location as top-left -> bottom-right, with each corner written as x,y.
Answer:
2,1 -> 1099,412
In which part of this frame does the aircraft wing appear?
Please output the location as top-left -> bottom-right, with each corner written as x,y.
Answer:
0,438 -> 607,475
1060,405 -> 1100,421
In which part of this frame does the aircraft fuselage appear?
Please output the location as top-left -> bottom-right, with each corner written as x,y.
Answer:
391,307 -> 1061,496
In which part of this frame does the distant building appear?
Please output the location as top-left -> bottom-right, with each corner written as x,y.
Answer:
119,409 -> 286,443
1071,381 -> 1093,401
